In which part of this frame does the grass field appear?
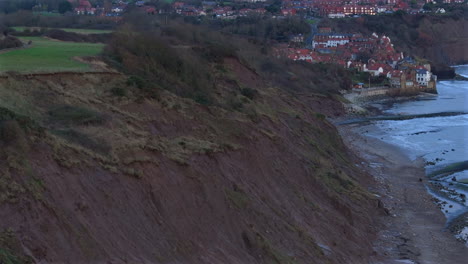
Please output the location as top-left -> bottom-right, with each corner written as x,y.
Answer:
12,27 -> 113,34
0,36 -> 104,73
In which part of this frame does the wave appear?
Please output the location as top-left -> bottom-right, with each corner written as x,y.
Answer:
338,112 -> 468,125
375,113 -> 468,127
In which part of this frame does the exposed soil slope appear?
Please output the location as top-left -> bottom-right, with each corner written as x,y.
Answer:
0,61 -> 383,263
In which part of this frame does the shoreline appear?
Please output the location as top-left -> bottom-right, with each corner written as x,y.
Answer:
337,123 -> 468,263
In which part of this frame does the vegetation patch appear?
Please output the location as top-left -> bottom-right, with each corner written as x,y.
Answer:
225,188 -> 249,209
146,136 -> 223,165
320,171 -> 355,193
52,129 -> 110,155
110,87 -> 127,97
0,170 -> 26,204
48,105 -> 105,126
0,229 -> 33,264
0,36 -> 103,72
255,234 -> 298,264
122,168 -> 143,179
0,36 -> 23,50
240,87 -> 259,100
0,107 -> 42,135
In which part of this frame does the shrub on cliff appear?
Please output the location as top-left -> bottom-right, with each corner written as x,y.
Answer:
103,24 -> 216,104
10,27 -> 46,37
44,29 -> 111,43
0,120 -> 29,154
0,36 -> 22,50
48,105 -> 106,126
104,15 -> 352,107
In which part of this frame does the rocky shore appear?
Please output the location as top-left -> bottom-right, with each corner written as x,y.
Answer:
337,124 -> 468,264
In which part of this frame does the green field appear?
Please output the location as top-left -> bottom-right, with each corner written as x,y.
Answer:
0,37 -> 104,73
12,27 -> 113,34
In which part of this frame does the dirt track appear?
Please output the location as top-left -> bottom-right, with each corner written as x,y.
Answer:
339,124 -> 468,264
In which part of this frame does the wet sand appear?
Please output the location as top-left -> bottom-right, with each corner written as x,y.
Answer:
338,124 -> 468,264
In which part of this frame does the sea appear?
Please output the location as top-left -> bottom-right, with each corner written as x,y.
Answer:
363,65 -> 468,244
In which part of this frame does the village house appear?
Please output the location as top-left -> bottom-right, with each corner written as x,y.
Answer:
343,5 -> 376,15
281,8 -> 297,16
328,13 -> 345,18
318,27 -> 332,34
354,82 -> 364,89
404,78 -> 415,89
290,34 -> 305,43
312,33 -> 351,48
376,6 -> 388,13
75,1 -> 96,15
111,6 -> 124,13
238,8 -> 267,16
173,2 -> 185,9
416,68 -> 432,86
212,7 -> 235,17
364,63 -> 384,76
347,61 -> 365,71
387,70 -> 405,88
403,71 -> 417,89
142,6 -> 157,15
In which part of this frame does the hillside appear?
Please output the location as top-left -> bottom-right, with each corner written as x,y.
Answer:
0,20 -> 384,263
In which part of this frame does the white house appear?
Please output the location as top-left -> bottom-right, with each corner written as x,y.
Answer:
111,7 -> 124,13
328,13 -> 345,18
416,69 -> 431,86
376,7 -> 387,13
298,54 -> 313,61
364,64 -> 384,76
312,34 -> 350,48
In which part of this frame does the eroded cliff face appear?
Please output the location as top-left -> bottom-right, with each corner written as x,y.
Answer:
0,63 -> 382,263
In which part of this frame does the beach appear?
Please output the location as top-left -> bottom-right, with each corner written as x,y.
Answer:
338,124 -> 468,264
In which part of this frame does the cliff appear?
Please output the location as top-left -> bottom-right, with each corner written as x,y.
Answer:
0,65 -> 382,263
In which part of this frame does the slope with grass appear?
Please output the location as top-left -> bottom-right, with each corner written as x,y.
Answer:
0,36 -> 104,72
0,21 -> 385,264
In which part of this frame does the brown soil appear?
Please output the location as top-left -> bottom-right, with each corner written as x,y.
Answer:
0,64 -> 383,263
339,124 -> 468,264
